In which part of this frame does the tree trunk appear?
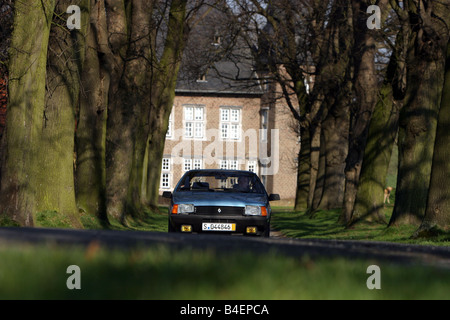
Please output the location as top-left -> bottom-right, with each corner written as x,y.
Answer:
37,1 -> 87,228
307,119 -> 321,209
308,0 -> 353,212
121,0 -> 155,219
76,0 -> 108,223
145,0 -> 189,210
350,4 -> 412,226
293,125 -> 310,211
99,0 -> 190,222
351,83 -> 400,225
390,3 -> 450,226
145,112 -> 171,210
341,0 -> 387,223
0,0 -> 56,226
311,128 -> 326,211
103,0 -> 132,223
391,60 -> 444,225
306,94 -> 327,211
103,0 -> 155,224
318,92 -> 350,210
414,40 -> 450,236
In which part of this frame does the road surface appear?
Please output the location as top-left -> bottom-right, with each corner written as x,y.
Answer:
0,227 -> 449,268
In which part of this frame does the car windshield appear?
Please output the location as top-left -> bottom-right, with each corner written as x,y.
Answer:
176,171 -> 265,194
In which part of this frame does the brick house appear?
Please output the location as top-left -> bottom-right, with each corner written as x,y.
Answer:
153,2 -> 301,203
159,57 -> 300,203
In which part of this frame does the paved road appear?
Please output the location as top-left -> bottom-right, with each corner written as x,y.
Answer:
0,227 -> 449,268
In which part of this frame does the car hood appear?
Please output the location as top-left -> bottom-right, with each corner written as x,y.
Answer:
172,191 -> 267,207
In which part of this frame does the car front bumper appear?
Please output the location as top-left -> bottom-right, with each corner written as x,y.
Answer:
169,214 -> 270,236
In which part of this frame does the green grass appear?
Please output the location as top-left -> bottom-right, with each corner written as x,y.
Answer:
0,244 -> 449,299
30,207 -> 170,232
271,207 -> 450,245
35,210 -> 76,229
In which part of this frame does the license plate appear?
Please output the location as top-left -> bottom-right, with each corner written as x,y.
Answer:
202,223 -> 236,232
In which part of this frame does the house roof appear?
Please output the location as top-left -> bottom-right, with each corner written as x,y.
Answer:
176,59 -> 265,96
175,2 -> 265,97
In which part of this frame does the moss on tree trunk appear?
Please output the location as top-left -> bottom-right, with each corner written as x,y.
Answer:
75,0 -> 108,223
351,83 -> 399,225
0,0 -> 56,226
414,41 -> 450,236
390,3 -> 450,226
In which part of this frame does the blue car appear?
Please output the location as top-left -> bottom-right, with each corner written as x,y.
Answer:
163,169 -> 280,237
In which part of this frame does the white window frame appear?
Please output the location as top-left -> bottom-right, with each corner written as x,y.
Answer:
166,107 -> 175,139
160,157 -> 172,190
229,160 -> 239,170
184,105 -> 205,140
247,160 -> 258,173
183,158 -> 203,171
183,158 -> 192,172
219,159 -> 239,170
162,158 -> 171,171
220,106 -> 241,141
161,173 -> 171,189
193,159 -> 203,170
219,160 -> 228,170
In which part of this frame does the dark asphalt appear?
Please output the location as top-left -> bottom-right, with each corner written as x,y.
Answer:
0,227 -> 449,268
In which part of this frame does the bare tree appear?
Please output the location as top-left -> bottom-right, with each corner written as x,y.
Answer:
232,0 -> 355,212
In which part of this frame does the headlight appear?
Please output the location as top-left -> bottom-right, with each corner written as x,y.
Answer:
245,205 -> 261,216
244,206 -> 268,217
178,204 -> 195,214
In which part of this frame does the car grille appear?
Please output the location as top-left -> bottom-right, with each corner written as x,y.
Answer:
194,206 -> 244,216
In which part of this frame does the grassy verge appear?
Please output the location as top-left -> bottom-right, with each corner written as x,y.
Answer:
30,207 -> 170,232
271,206 -> 450,245
1,244 -> 449,299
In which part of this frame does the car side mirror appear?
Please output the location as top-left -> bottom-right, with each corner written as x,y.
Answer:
269,194 -> 280,201
162,191 -> 172,199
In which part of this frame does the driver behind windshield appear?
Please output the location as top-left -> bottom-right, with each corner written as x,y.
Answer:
233,176 -> 251,192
